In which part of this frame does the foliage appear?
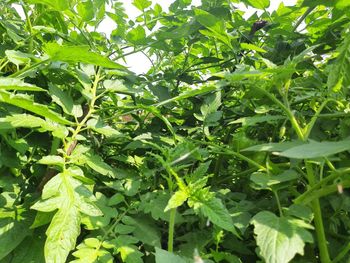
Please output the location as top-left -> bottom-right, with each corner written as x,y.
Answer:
1,0 -> 350,262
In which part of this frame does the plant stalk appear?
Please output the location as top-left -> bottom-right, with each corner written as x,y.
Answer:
305,162 -> 331,263
168,208 -> 176,252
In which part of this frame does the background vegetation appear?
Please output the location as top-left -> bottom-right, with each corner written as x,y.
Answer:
1,0 -> 350,262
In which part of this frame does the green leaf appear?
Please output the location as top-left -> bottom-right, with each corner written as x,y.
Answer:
77,0 -> 94,21
123,215 -> 161,247
37,155 -> 64,168
250,170 -> 300,190
0,91 -> 73,125
126,25 -> 147,45
25,0 -> 69,11
191,196 -> 238,235
154,247 -> 189,263
2,114 -> 68,138
0,78 -> 45,91
251,211 -> 313,263
230,115 -> 285,126
5,50 -> 31,67
49,84 -> 82,117
117,245 -> 143,263
132,0 -> 152,11
327,33 -> 350,91
0,212 -> 32,260
243,0 -> 270,9
278,140 -> 350,159
164,190 -> 188,211
44,43 -> 126,69
242,141 -> 304,152
31,197 -> 62,212
240,43 -> 267,53
45,206 -> 81,263
87,118 -> 122,138
82,151 -> 117,178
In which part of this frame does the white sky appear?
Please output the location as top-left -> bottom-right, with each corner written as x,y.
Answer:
13,0 -> 297,74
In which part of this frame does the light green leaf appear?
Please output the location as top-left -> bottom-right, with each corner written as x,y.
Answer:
243,0 -> 270,9
41,174 -> 63,199
31,197 -> 62,212
82,151 -> 117,178
117,245 -> 143,263
278,140 -> 350,159
77,0 -> 94,21
5,50 -> 31,67
132,0 -> 152,10
241,43 -> 267,53
77,200 -> 103,217
154,247 -> 188,263
0,78 -> 45,91
327,33 -> 350,91
44,43 -> 126,69
251,211 -> 313,263
37,155 -> 64,167
0,91 -> 73,125
25,0 -> 69,11
45,206 -> 81,263
230,115 -> 285,126
87,118 -> 122,138
164,190 -> 188,211
126,25 -> 147,45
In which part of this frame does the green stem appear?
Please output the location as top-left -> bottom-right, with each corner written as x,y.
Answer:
333,242 -> 350,263
168,208 -> 176,252
305,162 -> 331,263
256,87 -> 305,140
293,6 -> 315,32
294,168 -> 350,204
273,190 -> 283,217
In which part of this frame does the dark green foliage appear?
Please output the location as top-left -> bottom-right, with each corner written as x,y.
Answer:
1,0 -> 350,262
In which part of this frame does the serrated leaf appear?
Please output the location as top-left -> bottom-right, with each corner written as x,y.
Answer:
164,190 -> 188,211
0,91 -> 72,125
327,24 -> 350,90
44,43 -> 125,69
45,206 -> 81,263
0,78 -> 45,91
251,211 -> 313,263
126,25 -> 147,45
132,0 -> 151,10
192,196 -> 238,236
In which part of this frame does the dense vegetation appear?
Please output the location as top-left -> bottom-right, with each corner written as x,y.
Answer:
1,0 -> 350,262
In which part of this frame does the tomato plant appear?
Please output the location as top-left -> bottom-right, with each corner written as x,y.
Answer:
1,0 -> 350,262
